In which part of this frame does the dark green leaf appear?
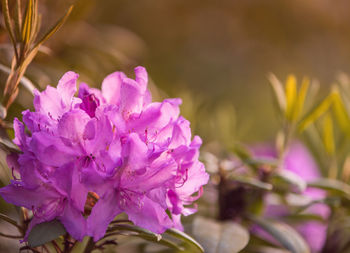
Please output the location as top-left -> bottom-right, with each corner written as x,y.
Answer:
28,220 -> 66,247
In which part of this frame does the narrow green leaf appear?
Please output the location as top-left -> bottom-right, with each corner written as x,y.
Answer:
308,178 -> 350,198
273,170 -> 307,193
1,0 -> 18,60
250,216 -> 310,253
298,94 -> 333,132
107,224 -> 184,251
0,213 -> 21,230
268,73 -> 286,113
14,0 -> 22,41
108,223 -> 161,241
285,75 -> 297,121
21,0 -> 34,44
332,88 -> 350,136
322,113 -> 335,155
285,214 -> 325,223
228,175 -> 273,191
28,220 -> 66,247
33,5 -> 74,49
167,228 -> 204,253
0,63 -> 35,95
293,77 -> 310,121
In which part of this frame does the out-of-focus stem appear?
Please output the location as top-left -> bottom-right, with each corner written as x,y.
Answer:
83,237 -> 95,253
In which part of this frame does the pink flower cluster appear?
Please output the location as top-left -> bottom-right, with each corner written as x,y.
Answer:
0,67 -> 209,241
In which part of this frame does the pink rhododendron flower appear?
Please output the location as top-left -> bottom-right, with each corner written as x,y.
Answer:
0,67 -> 209,242
252,142 -> 330,253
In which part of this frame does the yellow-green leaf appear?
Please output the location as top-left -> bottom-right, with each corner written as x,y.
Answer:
268,73 -> 286,113
1,0 -> 18,59
298,94 -> 333,132
21,0 -> 34,44
293,77 -> 310,121
285,75 -> 297,121
33,5 -> 74,49
332,88 -> 350,136
322,113 -> 335,155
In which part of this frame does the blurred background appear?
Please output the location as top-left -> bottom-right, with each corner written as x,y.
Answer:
2,0 -> 350,146
1,0 -> 350,251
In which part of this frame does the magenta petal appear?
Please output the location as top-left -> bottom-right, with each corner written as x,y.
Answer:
122,133 -> 148,172
5,66 -> 209,241
13,118 -> 27,148
169,117 -> 191,148
57,71 -> 79,107
87,190 -> 121,241
134,66 -> 148,92
51,163 -> 73,196
30,132 -> 76,167
0,184 -> 55,209
126,196 -> 172,234
58,110 -> 90,143
129,99 -> 181,135
59,203 -> 87,241
120,78 -> 145,117
102,72 -> 126,105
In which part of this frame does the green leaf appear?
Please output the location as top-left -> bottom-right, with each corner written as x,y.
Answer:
0,63 -> 35,95
0,126 -> 20,152
322,113 -> 335,155
285,75 -> 297,121
1,0 -> 18,59
28,220 -> 66,247
250,216 -> 310,253
192,216 -> 249,253
308,178 -> 350,198
14,0 -> 22,41
285,213 -> 325,223
332,88 -> 350,136
298,93 -> 333,132
107,223 -> 184,251
21,0 -> 35,44
293,77 -> 310,121
268,73 -> 286,113
228,175 -> 273,191
166,228 -> 204,253
272,170 -> 306,193
0,213 -> 21,230
33,5 -> 74,49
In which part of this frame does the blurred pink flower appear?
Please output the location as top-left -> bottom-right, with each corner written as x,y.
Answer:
253,142 -> 330,252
